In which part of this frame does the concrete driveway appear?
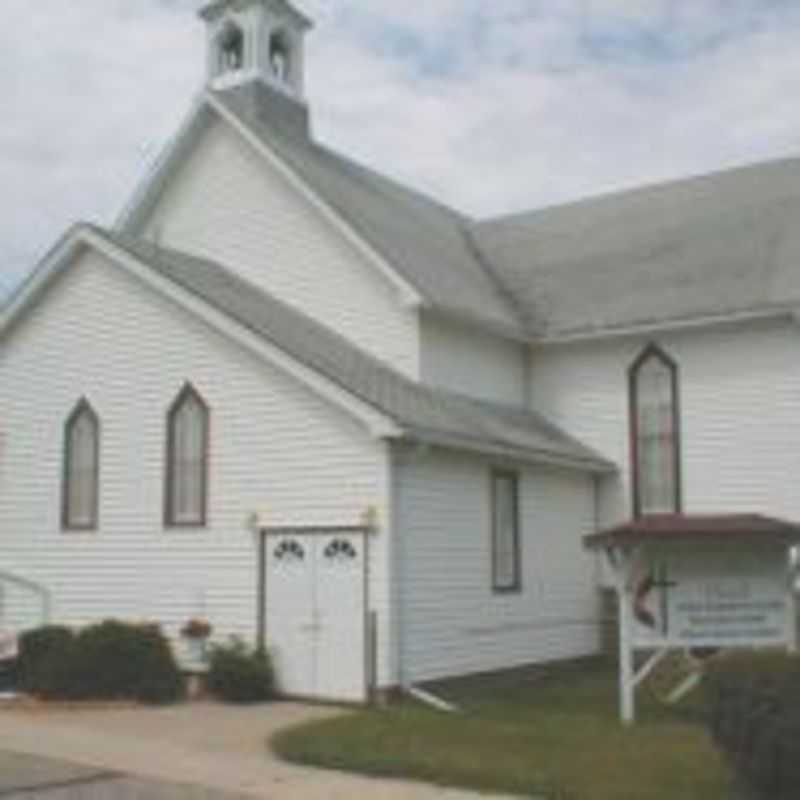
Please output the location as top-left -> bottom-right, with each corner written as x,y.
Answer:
0,751 -> 248,799
0,751 -> 116,795
0,702 -> 516,799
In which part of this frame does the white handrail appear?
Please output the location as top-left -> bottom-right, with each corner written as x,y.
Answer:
0,570 -> 52,630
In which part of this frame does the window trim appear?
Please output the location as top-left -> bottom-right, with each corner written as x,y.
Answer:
628,343 -> 682,518
164,382 -> 210,530
490,468 -> 522,594
61,397 -> 100,533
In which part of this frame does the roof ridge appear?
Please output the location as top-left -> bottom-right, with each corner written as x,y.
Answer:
475,153 -> 800,230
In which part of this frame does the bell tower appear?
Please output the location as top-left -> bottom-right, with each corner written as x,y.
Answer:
199,0 -> 313,99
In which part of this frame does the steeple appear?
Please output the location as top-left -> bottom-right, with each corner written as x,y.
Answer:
199,0 -> 313,100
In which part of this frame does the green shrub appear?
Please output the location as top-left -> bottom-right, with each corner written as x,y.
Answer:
74,620 -> 186,703
704,650 -> 800,800
17,626 -> 75,696
706,651 -> 800,695
17,620 -> 185,704
207,639 -> 273,704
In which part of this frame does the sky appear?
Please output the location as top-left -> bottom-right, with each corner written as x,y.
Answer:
3,0 -> 800,298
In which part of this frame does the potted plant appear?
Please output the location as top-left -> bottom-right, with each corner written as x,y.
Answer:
180,619 -> 213,664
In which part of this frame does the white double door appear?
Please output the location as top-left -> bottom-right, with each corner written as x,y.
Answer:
266,533 -> 367,702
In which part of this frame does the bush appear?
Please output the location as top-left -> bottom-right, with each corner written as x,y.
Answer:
706,651 -> 800,696
71,621 -> 185,704
207,639 -> 273,704
17,620 -> 185,704
17,626 -> 75,696
704,650 -> 800,800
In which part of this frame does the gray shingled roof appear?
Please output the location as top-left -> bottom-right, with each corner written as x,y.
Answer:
90,225 -> 609,472
470,157 -> 800,337
213,84 -> 800,340
211,83 -> 527,337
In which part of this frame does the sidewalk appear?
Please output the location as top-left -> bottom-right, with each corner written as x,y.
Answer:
0,703 -> 517,799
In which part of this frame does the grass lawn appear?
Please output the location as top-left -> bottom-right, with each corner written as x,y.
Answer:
271,660 -> 736,800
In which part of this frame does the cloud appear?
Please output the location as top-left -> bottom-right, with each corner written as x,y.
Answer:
2,0 -> 800,297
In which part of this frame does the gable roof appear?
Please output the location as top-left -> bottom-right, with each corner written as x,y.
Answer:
210,83 -> 528,337
121,82 -> 527,338
0,222 -> 610,473
126,82 -> 800,342
471,157 -> 800,338
224,100 -> 800,342
88,226 -> 610,473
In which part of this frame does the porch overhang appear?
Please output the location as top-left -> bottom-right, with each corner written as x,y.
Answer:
584,513 -> 800,550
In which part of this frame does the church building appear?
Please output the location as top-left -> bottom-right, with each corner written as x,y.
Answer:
2,0 -> 800,701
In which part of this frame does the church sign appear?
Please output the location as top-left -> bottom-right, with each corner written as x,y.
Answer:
585,515 -> 800,725
632,546 -> 790,648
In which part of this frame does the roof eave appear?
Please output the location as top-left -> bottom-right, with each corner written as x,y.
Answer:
425,303 -> 533,343
396,427 -> 616,475
116,94 -> 212,235
0,224 -> 88,340
1,224 -> 402,442
535,306 -> 799,346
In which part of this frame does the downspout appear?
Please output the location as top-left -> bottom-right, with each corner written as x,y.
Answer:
388,443 -> 405,694
256,530 -> 267,655
405,684 -> 459,713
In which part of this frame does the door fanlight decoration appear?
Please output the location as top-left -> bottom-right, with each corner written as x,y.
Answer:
324,539 -> 358,562
274,539 -> 305,562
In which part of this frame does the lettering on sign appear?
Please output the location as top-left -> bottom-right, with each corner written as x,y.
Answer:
633,547 -> 789,648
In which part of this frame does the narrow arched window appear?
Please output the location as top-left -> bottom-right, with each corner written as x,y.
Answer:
165,384 -> 209,528
62,399 -> 100,531
629,344 -> 681,517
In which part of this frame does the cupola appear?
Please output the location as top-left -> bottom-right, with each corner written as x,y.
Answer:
199,0 -> 312,99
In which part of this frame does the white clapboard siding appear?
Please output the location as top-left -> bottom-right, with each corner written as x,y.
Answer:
394,447 -> 599,683
0,250 -> 395,686
530,318 -> 800,527
419,313 -> 528,406
139,118 -> 420,378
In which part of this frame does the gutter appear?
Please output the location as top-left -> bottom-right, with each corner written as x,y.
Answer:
536,306 -> 798,346
399,428 -> 615,476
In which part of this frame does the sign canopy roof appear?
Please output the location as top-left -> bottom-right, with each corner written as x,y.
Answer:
585,513 -> 800,549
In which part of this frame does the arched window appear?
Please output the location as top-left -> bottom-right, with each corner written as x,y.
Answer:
165,384 -> 209,527
62,399 -> 100,531
217,22 -> 245,74
269,30 -> 291,82
629,344 -> 681,517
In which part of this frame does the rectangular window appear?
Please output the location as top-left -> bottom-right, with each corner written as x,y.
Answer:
491,470 -> 521,593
